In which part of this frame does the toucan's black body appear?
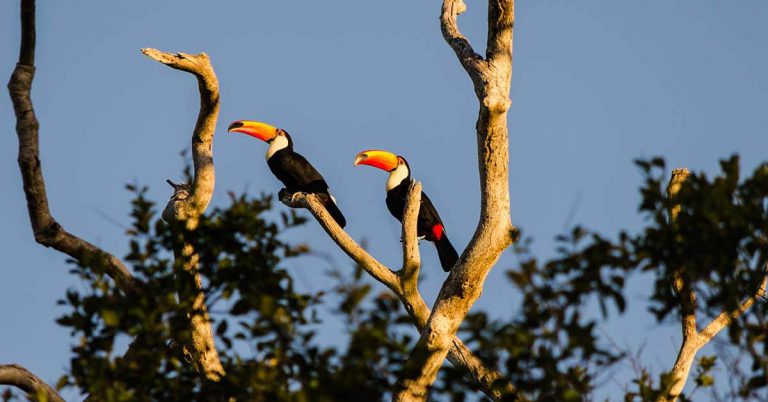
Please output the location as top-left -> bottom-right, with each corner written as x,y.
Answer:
267,149 -> 329,194
386,177 -> 458,271
266,134 -> 346,228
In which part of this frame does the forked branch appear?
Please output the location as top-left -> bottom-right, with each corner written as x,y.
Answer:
393,1 -> 517,399
279,188 -> 518,400
657,169 -> 768,402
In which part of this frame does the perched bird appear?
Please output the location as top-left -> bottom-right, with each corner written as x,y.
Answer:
229,120 -> 346,228
354,150 -> 458,271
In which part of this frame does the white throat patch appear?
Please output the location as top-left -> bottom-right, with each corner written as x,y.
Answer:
386,164 -> 409,191
265,135 -> 289,160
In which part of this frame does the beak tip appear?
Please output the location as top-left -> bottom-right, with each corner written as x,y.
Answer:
227,121 -> 244,132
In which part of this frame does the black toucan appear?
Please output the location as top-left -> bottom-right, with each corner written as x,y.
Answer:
229,120 -> 346,228
354,150 -> 458,271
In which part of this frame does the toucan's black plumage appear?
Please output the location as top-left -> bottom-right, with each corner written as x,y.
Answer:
229,121 -> 346,228
386,179 -> 458,271
266,133 -> 346,227
355,151 -> 458,271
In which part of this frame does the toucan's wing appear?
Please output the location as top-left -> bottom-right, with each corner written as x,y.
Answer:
269,151 -> 328,193
270,151 -> 346,227
419,191 -> 445,228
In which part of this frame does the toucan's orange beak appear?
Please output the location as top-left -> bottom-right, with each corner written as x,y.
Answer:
354,150 -> 399,172
228,120 -> 278,142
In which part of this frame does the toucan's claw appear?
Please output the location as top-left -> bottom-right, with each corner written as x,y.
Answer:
278,188 -> 295,203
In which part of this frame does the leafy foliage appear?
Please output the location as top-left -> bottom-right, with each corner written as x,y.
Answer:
53,185 -> 448,401
7,154 -> 766,401
628,156 -> 768,399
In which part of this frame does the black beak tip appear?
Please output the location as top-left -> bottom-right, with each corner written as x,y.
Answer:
228,121 -> 244,131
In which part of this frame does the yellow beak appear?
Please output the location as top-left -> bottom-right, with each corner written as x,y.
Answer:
354,150 -> 399,172
228,120 -> 278,142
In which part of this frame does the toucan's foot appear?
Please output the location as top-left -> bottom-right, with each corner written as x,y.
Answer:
278,188 -> 292,200
278,188 -> 300,206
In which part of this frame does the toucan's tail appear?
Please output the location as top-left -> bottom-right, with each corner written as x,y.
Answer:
434,234 -> 458,272
323,196 -> 347,228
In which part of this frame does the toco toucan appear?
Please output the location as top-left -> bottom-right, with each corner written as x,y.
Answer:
354,150 -> 458,271
229,120 -> 347,228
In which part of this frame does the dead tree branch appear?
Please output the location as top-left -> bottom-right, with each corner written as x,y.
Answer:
393,1 -> 518,400
10,0 -> 224,384
400,181 -> 423,304
0,364 -> 64,402
142,48 -> 224,381
141,48 -> 218,229
8,0 -> 134,291
280,186 -> 519,401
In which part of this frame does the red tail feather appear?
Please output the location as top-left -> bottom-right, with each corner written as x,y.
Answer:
431,223 -> 444,241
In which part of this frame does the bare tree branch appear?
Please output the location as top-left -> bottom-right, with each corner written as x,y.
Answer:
0,364 -> 64,402
667,169 -> 698,341
440,0 -> 486,96
279,190 -> 520,400
393,1 -> 518,399
660,167 -> 703,402
141,48 -> 218,229
280,191 -> 401,292
657,169 -> 767,402
400,181 -> 422,304
142,48 -> 224,381
8,0 -> 134,291
398,184 -> 519,400
700,264 -> 768,343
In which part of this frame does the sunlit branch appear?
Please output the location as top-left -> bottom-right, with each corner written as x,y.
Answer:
393,1 -> 518,400
279,190 -> 518,400
0,364 -> 64,402
700,263 -> 768,342
142,48 -> 224,380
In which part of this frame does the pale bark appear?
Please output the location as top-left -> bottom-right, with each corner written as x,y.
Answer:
657,169 -> 768,402
0,364 -> 64,402
280,183 -> 521,401
141,48 -> 224,381
659,168 -> 702,401
140,48 -> 218,229
392,1 -> 518,400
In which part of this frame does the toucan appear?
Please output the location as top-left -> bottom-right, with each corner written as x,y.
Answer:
228,120 -> 347,228
354,150 -> 458,271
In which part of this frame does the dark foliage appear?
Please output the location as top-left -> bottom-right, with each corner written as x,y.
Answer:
6,154 -> 765,401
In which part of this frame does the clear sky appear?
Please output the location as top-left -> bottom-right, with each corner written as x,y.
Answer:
1,1 -> 767,400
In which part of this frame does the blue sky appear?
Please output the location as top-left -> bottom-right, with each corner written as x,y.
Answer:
1,1 -> 767,400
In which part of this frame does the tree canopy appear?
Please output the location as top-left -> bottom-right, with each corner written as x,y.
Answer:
2,0 -> 767,401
